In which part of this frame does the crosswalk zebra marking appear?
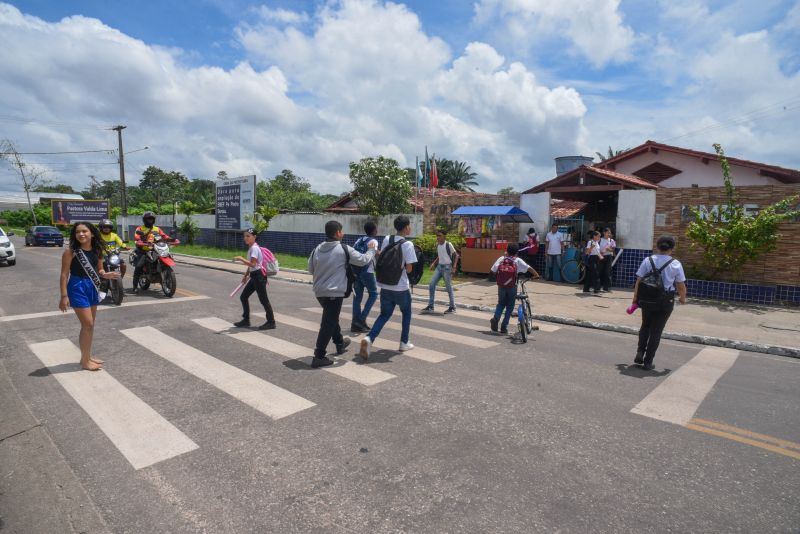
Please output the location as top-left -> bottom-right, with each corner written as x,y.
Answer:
193,317 -> 396,385
273,313 -> 455,364
121,326 -> 316,420
304,308 -> 500,349
409,303 -> 562,333
29,339 -> 198,470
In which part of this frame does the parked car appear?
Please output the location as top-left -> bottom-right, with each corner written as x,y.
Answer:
25,226 -> 64,247
0,227 -> 16,265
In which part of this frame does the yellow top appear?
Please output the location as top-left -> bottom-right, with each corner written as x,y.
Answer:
100,231 -> 125,251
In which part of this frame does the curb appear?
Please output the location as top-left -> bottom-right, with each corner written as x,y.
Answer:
175,255 -> 799,359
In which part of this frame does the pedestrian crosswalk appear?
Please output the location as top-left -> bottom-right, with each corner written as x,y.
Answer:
24,307 -> 563,471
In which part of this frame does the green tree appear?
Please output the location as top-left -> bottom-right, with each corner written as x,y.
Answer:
497,186 -> 517,195
139,166 -> 189,213
34,180 -> 79,195
437,159 -> 479,191
595,146 -> 627,161
256,169 -> 335,212
185,178 -> 215,213
246,205 -> 279,234
177,201 -> 200,244
349,156 -> 412,216
686,144 -> 800,281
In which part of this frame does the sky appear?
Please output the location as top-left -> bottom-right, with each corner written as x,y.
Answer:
0,0 -> 798,195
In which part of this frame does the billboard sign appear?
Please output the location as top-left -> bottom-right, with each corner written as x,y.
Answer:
51,200 -> 110,225
215,175 -> 256,230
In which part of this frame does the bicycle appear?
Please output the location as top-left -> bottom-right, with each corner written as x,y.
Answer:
560,253 -> 586,284
515,277 -> 539,343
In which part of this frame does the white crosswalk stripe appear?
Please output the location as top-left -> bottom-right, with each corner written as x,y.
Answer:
29,339 -> 198,470
193,317 -> 397,385
121,326 -> 316,420
273,313 -> 455,364
304,308 -> 500,349
409,303 -> 561,333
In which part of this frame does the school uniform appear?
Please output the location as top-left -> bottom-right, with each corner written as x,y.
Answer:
635,255 -> 686,366
598,237 -> 616,291
583,240 -> 602,293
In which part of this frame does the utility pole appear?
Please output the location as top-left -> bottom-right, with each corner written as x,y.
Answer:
112,125 -> 128,238
88,174 -> 99,198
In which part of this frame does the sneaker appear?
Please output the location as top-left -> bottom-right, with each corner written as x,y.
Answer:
359,337 -> 372,361
444,306 -> 456,314
350,323 -> 365,333
634,351 -> 644,364
336,337 -> 351,355
490,317 -> 499,332
258,321 -> 276,330
358,320 -> 371,331
233,319 -> 251,328
500,327 -> 508,334
399,342 -> 415,352
311,355 -> 334,368
642,363 -> 655,371
421,305 -> 434,313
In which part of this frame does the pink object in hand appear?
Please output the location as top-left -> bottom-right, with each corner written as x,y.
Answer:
626,303 -> 639,314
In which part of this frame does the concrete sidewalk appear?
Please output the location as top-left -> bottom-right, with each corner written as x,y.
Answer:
173,254 -> 800,357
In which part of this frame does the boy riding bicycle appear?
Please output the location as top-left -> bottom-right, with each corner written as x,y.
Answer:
489,243 -> 540,334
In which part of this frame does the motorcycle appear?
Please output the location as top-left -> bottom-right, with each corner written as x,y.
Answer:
101,247 -> 125,305
133,234 -> 180,297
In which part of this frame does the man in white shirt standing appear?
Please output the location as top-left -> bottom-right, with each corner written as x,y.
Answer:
360,215 -> 418,360
544,223 -> 565,281
422,229 -> 458,314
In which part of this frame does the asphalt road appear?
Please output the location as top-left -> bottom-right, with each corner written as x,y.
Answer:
1,237 -> 798,533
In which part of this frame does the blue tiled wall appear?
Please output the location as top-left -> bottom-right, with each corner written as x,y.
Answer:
686,279 -> 777,305
776,285 -> 800,305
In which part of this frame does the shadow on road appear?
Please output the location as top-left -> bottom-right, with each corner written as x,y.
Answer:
29,363 -> 84,377
615,363 -> 671,378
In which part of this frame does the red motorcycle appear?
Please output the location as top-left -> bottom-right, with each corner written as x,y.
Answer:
134,234 -> 181,297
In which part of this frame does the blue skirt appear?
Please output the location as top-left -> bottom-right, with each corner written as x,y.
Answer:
67,276 -> 100,308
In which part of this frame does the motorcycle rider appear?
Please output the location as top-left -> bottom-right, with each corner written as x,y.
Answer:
131,211 -> 172,294
98,219 -> 129,280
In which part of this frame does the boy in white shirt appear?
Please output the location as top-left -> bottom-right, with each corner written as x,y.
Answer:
489,243 -> 540,334
544,223 -> 564,281
359,215 -> 418,360
422,229 -> 458,314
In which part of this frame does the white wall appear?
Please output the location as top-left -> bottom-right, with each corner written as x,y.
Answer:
616,190 -> 655,249
519,192 -> 550,241
119,213 -> 423,237
612,151 -> 781,187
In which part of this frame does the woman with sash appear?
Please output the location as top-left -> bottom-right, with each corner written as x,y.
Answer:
59,222 -> 120,371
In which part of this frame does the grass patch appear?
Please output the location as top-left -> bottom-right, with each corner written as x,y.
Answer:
176,243 -> 469,286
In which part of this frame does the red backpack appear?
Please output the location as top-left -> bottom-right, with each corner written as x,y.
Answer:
496,257 -> 518,287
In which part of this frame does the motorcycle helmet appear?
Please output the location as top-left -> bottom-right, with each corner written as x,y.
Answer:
142,211 -> 156,227
99,219 -> 114,232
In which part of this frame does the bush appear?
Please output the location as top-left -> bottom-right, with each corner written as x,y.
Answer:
178,216 -> 201,245
413,233 -> 466,258
0,206 -> 53,228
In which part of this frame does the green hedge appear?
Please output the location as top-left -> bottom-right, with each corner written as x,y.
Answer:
413,233 -> 466,257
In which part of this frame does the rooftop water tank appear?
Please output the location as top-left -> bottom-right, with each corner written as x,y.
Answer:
555,156 -> 594,176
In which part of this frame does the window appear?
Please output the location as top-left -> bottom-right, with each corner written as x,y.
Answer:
632,162 -> 682,183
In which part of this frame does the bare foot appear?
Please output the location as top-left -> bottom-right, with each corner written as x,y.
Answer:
81,360 -> 103,371
90,357 -> 105,364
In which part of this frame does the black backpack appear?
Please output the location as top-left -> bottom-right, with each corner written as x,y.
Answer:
341,243 -> 355,298
638,256 -> 675,309
375,236 -> 406,285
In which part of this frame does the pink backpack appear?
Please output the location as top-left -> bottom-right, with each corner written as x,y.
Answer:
258,246 -> 279,278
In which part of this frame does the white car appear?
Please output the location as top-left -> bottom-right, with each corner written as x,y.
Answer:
0,227 -> 16,266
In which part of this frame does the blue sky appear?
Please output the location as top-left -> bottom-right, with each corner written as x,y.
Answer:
1,0 -> 798,193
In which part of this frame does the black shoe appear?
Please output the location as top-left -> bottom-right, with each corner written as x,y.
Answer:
336,337 -> 351,355
311,355 -> 334,368
233,319 -> 251,328
500,328 -> 509,334
445,306 -> 456,314
258,321 -> 276,330
358,320 -> 371,331
642,363 -> 655,371
350,323 -> 363,333
490,317 -> 498,332
421,305 -> 434,313
594,290 -> 600,294
634,351 -> 644,364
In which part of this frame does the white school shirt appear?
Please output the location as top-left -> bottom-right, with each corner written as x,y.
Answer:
636,255 -> 686,291
436,242 -> 454,266
490,256 -> 531,274
585,240 -> 602,258
377,236 -> 418,291
545,231 -> 564,255
360,237 -> 378,273
599,237 -> 616,256
247,243 -> 263,272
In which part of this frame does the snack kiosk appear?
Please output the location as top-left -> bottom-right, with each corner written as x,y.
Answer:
451,206 -> 534,274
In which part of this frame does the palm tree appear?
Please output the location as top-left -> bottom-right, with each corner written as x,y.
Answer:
595,146 -> 627,161
437,159 -> 479,191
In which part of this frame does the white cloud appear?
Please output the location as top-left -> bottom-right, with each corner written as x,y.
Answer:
473,0 -> 635,69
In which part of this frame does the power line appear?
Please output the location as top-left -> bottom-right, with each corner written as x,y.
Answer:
0,149 -> 116,155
